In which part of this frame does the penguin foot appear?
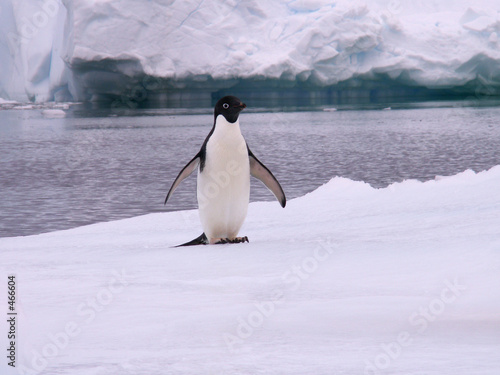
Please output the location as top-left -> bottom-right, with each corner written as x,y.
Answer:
230,236 -> 249,244
214,236 -> 249,244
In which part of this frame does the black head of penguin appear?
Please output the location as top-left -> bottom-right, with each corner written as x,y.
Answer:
214,96 -> 246,124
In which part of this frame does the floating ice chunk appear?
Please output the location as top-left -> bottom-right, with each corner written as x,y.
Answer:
13,105 -> 35,110
0,98 -> 18,104
41,108 -> 66,117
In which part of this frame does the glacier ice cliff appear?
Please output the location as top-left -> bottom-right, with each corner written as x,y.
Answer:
1,0 -> 500,104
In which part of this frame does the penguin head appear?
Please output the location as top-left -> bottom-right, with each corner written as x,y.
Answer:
214,96 -> 246,124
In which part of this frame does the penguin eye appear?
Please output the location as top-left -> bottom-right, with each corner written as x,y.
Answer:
222,103 -> 229,109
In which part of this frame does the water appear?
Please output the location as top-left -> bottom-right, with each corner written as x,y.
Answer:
1,101 -> 500,238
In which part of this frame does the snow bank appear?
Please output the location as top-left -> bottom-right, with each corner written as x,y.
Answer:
1,0 -> 500,102
1,167 -> 500,374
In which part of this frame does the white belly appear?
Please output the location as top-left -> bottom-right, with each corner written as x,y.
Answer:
197,117 -> 250,241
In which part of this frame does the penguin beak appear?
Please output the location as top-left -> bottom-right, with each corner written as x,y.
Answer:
236,102 -> 246,110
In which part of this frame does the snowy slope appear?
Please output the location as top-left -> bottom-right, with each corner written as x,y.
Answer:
1,167 -> 500,374
1,0 -> 500,102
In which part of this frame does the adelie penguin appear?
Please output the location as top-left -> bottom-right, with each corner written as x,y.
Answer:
165,96 -> 286,246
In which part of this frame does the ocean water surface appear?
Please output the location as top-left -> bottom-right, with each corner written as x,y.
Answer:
1,100 -> 500,237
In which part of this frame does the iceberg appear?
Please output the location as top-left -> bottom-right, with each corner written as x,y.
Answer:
0,0 -> 68,102
1,0 -> 500,103
1,167 -> 500,374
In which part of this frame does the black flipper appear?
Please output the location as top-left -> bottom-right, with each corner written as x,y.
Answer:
164,124 -> 214,205
248,146 -> 286,208
164,154 -> 200,204
175,233 -> 208,247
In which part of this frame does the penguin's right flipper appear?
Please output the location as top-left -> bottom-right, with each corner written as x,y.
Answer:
248,147 -> 286,208
175,233 -> 208,247
165,154 -> 200,204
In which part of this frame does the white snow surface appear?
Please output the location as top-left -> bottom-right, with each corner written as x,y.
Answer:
1,0 -> 500,101
1,167 -> 500,374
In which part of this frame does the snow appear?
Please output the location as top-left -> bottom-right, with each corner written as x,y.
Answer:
1,0 -> 500,102
0,101 -> 72,112
41,108 -> 66,118
1,0 -> 67,102
0,98 -> 17,105
1,166 -> 500,374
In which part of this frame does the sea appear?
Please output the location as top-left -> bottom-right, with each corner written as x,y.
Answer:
1,98 -> 500,237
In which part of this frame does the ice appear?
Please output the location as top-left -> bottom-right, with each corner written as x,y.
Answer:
41,108 -> 66,118
1,0 -> 500,102
0,0 -> 68,102
1,166 -> 500,374
0,98 -> 17,104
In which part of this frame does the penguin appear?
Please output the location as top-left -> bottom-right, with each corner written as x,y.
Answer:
165,95 -> 286,246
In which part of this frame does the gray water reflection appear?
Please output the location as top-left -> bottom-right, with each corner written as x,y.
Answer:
1,104 -> 500,237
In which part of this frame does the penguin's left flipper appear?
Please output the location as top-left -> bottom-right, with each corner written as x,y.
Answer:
165,154 -> 200,204
248,147 -> 286,208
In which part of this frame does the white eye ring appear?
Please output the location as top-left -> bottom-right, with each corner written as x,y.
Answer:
223,103 -> 229,109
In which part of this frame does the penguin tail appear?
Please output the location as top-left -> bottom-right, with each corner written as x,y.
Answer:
175,233 -> 208,247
